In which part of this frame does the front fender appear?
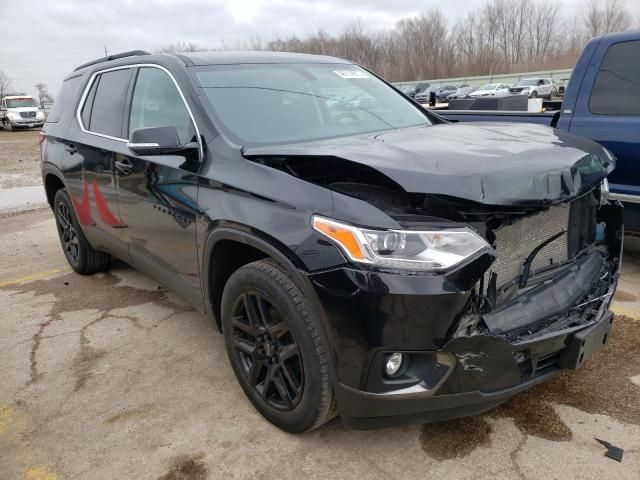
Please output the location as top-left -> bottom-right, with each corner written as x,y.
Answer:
200,226 -> 341,388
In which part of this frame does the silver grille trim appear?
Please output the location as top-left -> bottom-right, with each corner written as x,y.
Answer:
485,203 -> 570,289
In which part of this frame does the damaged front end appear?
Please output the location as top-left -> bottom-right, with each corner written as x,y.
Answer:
315,186 -> 623,428
443,190 -> 623,396
242,131 -> 623,428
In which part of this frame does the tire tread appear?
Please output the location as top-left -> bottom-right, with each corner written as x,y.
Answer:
53,189 -> 111,274
234,259 -> 337,431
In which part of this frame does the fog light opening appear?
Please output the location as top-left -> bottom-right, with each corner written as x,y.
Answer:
384,352 -> 405,378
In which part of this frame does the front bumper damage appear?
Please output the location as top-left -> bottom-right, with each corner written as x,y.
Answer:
309,202 -> 623,429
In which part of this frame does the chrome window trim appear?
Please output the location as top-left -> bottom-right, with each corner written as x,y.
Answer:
75,63 -> 203,160
127,142 -> 160,148
609,192 -> 640,204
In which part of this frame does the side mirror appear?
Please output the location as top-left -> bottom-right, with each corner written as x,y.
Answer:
127,126 -> 198,157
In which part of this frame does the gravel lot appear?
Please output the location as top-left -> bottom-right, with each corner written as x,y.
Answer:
0,130 -> 42,188
1,130 -> 639,479
0,130 -> 48,214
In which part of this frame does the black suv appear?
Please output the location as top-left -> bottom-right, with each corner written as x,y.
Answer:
41,50 -> 623,432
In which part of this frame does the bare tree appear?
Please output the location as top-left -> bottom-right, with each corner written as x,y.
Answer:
154,41 -> 206,53
35,83 -> 54,107
583,0 -> 632,37
0,70 -> 12,99
153,0 -> 634,82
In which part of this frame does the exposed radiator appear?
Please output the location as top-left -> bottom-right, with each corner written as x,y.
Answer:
485,203 -> 571,289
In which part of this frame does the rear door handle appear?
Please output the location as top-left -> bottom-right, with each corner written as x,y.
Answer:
65,144 -> 77,154
115,158 -> 134,175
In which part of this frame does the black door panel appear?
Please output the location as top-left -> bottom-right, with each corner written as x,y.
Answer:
116,66 -> 202,302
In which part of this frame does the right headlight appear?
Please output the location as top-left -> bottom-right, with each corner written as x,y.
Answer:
313,216 -> 490,272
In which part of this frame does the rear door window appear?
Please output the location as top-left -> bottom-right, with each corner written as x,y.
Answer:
87,68 -> 133,138
128,67 -> 195,144
589,40 -> 640,115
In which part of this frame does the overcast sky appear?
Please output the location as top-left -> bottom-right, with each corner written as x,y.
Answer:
1,0 -> 638,101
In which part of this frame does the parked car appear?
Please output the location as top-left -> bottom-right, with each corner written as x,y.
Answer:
401,86 -> 415,97
402,82 -> 430,99
435,85 -> 459,102
468,83 -> 510,97
557,78 -> 570,97
414,87 -> 435,104
437,31 -> 640,231
447,85 -> 476,100
42,49 -> 621,433
0,94 -> 46,131
508,78 -> 556,99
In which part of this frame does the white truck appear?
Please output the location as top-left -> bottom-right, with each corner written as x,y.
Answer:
0,95 -> 46,131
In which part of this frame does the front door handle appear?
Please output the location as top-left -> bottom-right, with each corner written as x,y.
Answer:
115,159 -> 134,175
65,144 -> 77,154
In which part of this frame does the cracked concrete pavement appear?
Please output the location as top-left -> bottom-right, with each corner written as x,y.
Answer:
1,130 -> 640,479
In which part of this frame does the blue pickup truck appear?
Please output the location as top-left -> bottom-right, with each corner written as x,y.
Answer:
437,31 -> 640,231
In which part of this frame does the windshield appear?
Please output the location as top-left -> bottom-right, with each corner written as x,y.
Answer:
194,63 -> 431,146
478,84 -> 498,90
517,79 -> 541,86
6,98 -> 36,108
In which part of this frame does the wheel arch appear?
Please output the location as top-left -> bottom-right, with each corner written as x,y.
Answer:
42,165 -> 68,208
202,225 -> 341,391
202,226 -> 310,331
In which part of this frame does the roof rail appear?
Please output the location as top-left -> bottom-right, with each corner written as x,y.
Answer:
73,50 -> 151,72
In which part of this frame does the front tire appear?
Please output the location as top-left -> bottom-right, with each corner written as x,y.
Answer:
221,259 -> 336,433
530,90 -> 538,99
53,189 -> 111,274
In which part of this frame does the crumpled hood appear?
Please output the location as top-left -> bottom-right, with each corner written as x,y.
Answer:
243,122 -> 614,206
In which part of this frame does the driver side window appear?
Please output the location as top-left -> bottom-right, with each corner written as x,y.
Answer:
129,67 -> 195,144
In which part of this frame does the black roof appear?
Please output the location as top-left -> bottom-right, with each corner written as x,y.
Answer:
179,51 -> 350,66
70,50 -> 351,79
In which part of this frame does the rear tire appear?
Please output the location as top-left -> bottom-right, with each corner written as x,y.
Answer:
221,259 -> 336,433
53,189 -> 111,274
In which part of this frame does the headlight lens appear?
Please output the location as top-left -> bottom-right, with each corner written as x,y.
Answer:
313,216 -> 490,271
36,111 -> 45,120
7,112 -> 20,120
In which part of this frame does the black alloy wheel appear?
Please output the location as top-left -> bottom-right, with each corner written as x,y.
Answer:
56,201 -> 80,266
52,189 -> 111,274
221,259 -> 336,432
230,291 -> 304,410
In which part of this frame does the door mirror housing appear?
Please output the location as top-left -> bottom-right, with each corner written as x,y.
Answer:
127,126 -> 198,157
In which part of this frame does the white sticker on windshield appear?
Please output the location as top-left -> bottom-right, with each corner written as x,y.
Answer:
334,69 -> 369,79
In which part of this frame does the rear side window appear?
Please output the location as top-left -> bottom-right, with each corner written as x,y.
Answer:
47,75 -> 82,123
86,68 -> 133,137
81,78 -> 99,128
590,40 -> 640,115
128,67 -> 195,144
